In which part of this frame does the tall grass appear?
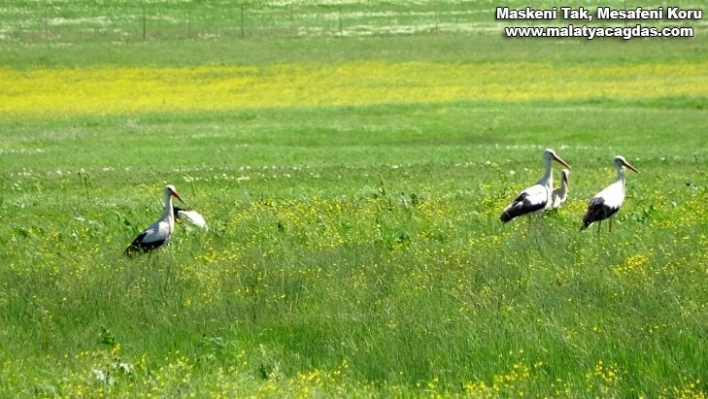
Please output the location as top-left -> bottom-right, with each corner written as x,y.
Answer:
1,0 -> 707,397
1,100 -> 706,397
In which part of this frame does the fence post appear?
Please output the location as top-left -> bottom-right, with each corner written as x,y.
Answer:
338,6 -> 343,35
289,4 -> 293,37
240,3 -> 245,38
142,2 -> 147,40
44,9 -> 49,39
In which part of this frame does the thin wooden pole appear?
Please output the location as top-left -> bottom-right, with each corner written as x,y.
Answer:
142,2 -> 147,39
338,6 -> 343,35
240,3 -> 245,38
44,9 -> 49,39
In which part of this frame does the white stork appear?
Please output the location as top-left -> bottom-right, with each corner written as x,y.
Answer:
125,185 -> 184,256
500,148 -> 572,223
173,207 -> 208,230
550,168 -> 570,210
581,156 -> 639,232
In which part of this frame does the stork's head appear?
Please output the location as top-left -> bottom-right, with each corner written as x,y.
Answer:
614,156 -> 639,174
543,148 -> 571,169
165,184 -> 184,203
560,168 -> 570,186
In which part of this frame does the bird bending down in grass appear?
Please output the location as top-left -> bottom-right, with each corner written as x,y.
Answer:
500,148 -> 572,223
550,168 -> 570,210
173,206 -> 208,230
125,185 -> 184,256
581,155 -> 639,233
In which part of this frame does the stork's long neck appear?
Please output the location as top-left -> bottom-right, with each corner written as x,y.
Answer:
615,165 -> 626,192
539,158 -> 553,189
162,191 -> 175,222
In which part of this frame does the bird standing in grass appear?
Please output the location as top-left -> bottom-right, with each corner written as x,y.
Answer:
500,148 -> 572,223
125,185 -> 184,256
581,156 -> 639,232
173,206 -> 208,230
550,168 -> 570,210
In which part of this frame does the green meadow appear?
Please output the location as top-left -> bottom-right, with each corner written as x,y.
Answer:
1,1 -> 707,398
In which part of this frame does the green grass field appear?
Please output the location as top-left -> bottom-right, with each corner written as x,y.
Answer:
1,1 -> 707,398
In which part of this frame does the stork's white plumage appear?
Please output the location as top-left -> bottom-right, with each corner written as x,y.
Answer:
125,185 -> 184,256
174,207 -> 208,230
550,168 -> 570,210
581,156 -> 639,232
500,148 -> 571,223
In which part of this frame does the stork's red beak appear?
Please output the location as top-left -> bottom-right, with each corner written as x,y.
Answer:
552,154 -> 571,169
171,190 -> 185,203
623,160 -> 639,174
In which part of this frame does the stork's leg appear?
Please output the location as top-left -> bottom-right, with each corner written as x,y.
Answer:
609,217 -> 613,233
533,213 -> 542,231
527,215 -> 532,233
597,220 -> 602,234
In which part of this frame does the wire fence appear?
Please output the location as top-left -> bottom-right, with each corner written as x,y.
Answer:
2,1 -> 500,43
1,0 -> 704,43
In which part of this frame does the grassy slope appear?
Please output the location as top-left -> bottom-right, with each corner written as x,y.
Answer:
1,2 -> 708,398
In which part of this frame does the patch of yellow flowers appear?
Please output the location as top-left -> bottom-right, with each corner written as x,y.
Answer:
1,61 -> 706,119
